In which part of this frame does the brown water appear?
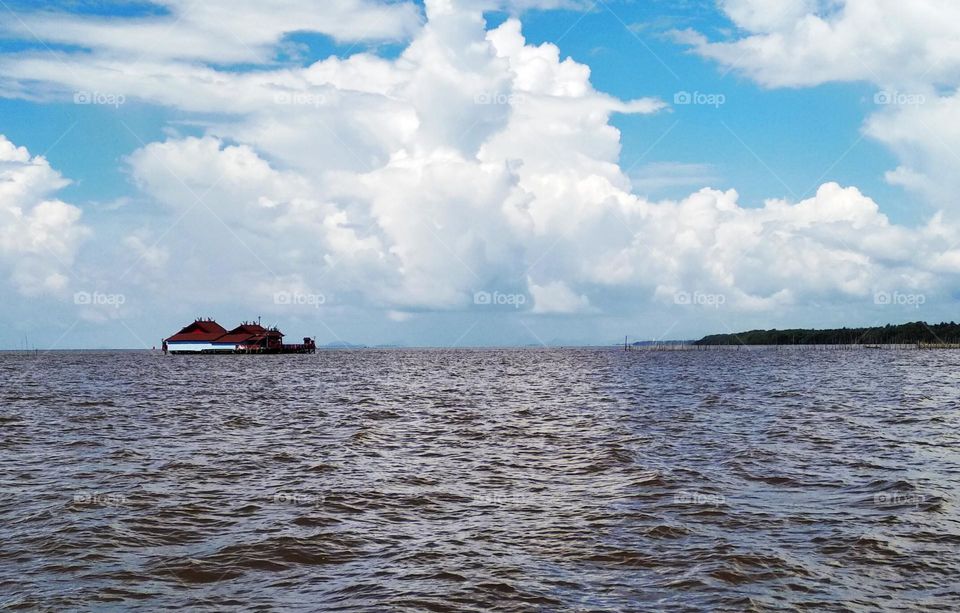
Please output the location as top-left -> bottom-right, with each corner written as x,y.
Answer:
1,349 -> 959,611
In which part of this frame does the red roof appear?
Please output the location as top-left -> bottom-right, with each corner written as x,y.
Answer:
165,320 -> 284,344
216,332 -> 266,344
166,319 -> 228,342
227,323 -> 269,335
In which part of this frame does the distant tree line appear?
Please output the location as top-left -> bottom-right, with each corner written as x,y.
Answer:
694,321 -> 960,345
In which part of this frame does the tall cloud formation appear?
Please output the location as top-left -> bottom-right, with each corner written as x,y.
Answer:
0,137 -> 88,296
0,0 -> 958,330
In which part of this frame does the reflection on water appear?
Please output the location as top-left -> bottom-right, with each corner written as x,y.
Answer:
1,349 -> 958,610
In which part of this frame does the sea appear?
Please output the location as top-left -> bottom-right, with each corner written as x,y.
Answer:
1,348 -> 958,611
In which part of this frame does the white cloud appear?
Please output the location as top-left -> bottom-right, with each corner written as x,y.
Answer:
683,0 -> 960,89
720,0 -> 819,33
615,183 -> 938,308
124,129 -> 958,315
530,279 -> 591,313
122,234 -> 169,271
113,11 -> 667,314
0,135 -> 89,295
865,92 -> 960,209
681,0 -> 960,213
0,0 -> 424,64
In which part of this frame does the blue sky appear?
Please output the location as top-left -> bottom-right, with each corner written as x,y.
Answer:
0,0 -> 957,348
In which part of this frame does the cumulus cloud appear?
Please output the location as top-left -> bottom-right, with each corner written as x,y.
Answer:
0,136 -> 89,295
681,0 -> 960,212
682,0 -> 960,89
865,92 -> 960,209
624,183 -> 937,309
123,132 -> 957,315
112,9 -> 668,314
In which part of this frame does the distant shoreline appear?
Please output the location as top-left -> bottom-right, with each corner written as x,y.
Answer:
627,343 -> 953,351
692,321 -> 960,346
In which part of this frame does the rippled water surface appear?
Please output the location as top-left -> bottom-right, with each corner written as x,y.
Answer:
2,348 -> 959,611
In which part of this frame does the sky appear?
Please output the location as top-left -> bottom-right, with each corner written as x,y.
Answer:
1,0 -> 959,348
